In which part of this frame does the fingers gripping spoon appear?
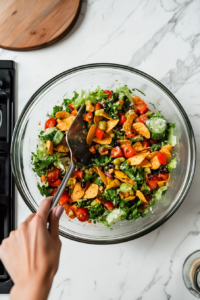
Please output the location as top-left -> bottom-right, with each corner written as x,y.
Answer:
49,105 -> 92,213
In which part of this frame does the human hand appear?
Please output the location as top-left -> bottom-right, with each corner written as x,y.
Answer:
0,197 -> 64,300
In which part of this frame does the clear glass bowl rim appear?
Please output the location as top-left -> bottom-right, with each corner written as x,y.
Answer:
11,63 -> 196,244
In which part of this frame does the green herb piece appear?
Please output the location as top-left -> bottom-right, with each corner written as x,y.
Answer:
37,183 -> 53,197
47,105 -> 62,118
84,173 -> 93,183
118,183 -> 133,193
89,204 -> 104,221
151,144 -> 161,152
90,155 -> 112,167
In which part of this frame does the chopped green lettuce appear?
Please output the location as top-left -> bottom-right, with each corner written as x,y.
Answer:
167,158 -> 177,172
118,183 -> 133,193
153,186 -> 168,200
98,208 -> 127,227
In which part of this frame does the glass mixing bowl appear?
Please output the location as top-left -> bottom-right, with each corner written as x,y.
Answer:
11,63 -> 196,244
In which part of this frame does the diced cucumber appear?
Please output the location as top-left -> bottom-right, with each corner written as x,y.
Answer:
52,130 -> 64,145
146,117 -> 167,140
167,127 -> 177,146
38,127 -> 57,142
99,208 -> 127,227
167,158 -> 177,172
36,140 -> 49,161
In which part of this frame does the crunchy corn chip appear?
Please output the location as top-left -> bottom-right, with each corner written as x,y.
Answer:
123,112 -> 138,132
106,176 -> 113,184
71,183 -> 85,202
55,111 -> 71,119
150,154 -> 161,169
93,135 -> 112,145
56,119 -> 62,124
101,111 -> 113,119
146,151 -> 159,160
56,116 -> 75,131
54,144 -> 69,152
162,144 -> 173,152
46,140 -> 53,155
124,195 -> 136,201
95,166 -> 107,185
119,192 -> 125,199
136,190 -> 148,203
84,184 -> 99,199
119,140 -> 132,146
114,170 -> 129,180
106,179 -> 120,190
157,181 -> 165,187
128,151 -> 150,166
87,125 -> 97,145
115,175 -> 135,186
132,142 -> 142,149
137,159 -> 152,168
106,119 -> 119,133
160,148 -> 171,163
94,116 -> 103,125
132,123 -> 150,139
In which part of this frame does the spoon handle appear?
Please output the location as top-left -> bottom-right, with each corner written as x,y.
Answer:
48,158 -> 75,215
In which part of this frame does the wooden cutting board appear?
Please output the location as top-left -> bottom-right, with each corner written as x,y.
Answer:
0,0 -> 82,51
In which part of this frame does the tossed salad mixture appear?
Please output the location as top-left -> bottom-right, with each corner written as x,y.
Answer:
31,86 -> 177,227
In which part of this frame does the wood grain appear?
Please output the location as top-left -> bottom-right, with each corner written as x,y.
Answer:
0,0 -> 82,51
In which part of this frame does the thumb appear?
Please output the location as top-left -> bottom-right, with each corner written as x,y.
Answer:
49,206 -> 64,240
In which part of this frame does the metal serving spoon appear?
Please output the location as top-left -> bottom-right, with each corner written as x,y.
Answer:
49,105 -> 92,213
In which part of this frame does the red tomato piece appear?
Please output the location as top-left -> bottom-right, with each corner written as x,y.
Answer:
75,208 -> 89,222
104,201 -> 114,210
45,118 -> 56,130
135,104 -> 147,115
68,103 -> 75,111
74,170 -> 84,180
50,178 -> 61,187
52,188 -> 58,197
142,140 -> 150,148
64,204 -> 76,219
111,146 -> 123,158
125,129 -> 137,139
84,112 -> 93,123
47,168 -> 60,184
157,152 -> 166,165
158,173 -> 169,181
140,203 -> 148,210
58,192 -> 71,206
144,195 -> 150,202
138,114 -> 148,124
96,128 -> 105,140
149,139 -> 158,145
119,100 -> 124,105
147,180 -> 158,190
103,90 -> 113,99
94,103 -> 102,110
71,110 -> 77,116
122,145 -> 136,158
151,175 -> 161,182
118,115 -> 127,125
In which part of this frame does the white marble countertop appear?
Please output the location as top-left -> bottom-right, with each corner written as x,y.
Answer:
1,0 -> 200,299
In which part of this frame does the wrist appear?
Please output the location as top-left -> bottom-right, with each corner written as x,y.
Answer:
11,274 -> 53,300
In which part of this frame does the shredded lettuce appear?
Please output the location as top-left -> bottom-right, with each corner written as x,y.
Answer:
153,186 -> 168,200
167,158 -> 177,172
116,86 -> 133,102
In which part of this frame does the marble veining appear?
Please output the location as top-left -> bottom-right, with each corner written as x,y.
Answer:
1,0 -> 200,299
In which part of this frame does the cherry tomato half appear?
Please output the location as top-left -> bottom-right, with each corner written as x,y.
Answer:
75,208 -> 89,222
45,118 -> 56,130
118,115 -> 127,125
147,180 -> 158,190
74,170 -> 84,180
157,152 -> 166,165
64,204 -> 76,219
52,189 -> 71,206
84,112 -> 93,123
94,103 -> 102,110
96,128 -> 106,140
134,104 -> 147,115
104,201 -> 114,210
138,114 -> 148,124
68,103 -> 75,111
50,178 -> 61,187
122,145 -> 136,158
158,173 -> 169,181
47,168 -> 60,185
103,90 -> 113,99
111,146 -> 123,158
125,129 -> 137,139
140,203 -> 148,211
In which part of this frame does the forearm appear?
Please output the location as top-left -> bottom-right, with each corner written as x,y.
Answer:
10,276 -> 53,300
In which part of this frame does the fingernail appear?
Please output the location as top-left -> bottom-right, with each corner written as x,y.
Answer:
55,206 -> 64,219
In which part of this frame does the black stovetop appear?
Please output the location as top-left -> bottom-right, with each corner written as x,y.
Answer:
0,60 -> 15,294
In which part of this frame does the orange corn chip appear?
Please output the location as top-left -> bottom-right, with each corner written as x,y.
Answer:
124,195 -> 136,201
106,176 -> 113,184
94,116 -> 103,125
119,140 -> 132,146
71,183 -> 85,202
157,181 -> 165,187
54,144 -> 69,152
95,166 -> 107,185
137,159 -> 152,168
146,151 -> 159,160
123,112 -> 138,132
150,154 -> 161,169
87,124 -> 97,145
132,123 -> 150,139
136,190 -> 148,203
101,111 -> 113,119
128,151 -> 150,166
132,142 -> 142,149
84,184 -> 99,199
106,179 -> 120,190
106,119 -> 119,133
162,145 -> 173,152
93,135 -> 112,145
160,148 -> 171,163
55,111 -> 71,119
